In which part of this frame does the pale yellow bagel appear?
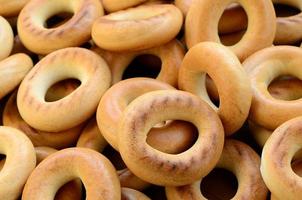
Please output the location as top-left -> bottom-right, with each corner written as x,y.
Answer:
243,46 -> 302,130
97,78 -> 196,152
261,116 -> 302,200
22,147 -> 121,200
249,78 -> 302,147
118,90 -> 224,186
0,53 -> 33,100
76,117 -> 107,152
0,16 -> 13,61
3,92 -> 83,149
0,126 -> 36,200
179,42 -> 252,135
17,0 -> 104,54
17,47 -> 111,132
185,0 -> 276,61
175,0 -> 247,34
92,39 -> 185,87
166,139 -> 268,200
122,188 -> 150,200
102,0 -> 147,12
34,147 -> 82,200
92,4 -> 183,51
0,0 -> 29,17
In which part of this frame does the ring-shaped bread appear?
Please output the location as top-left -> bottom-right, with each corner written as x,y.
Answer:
165,139 -> 268,200
17,0 -> 104,54
243,46 -> 302,130
17,47 -> 111,132
261,116 -> 302,200
92,4 -> 183,51
3,92 -> 83,149
97,78 -> 196,152
0,16 -> 13,61
185,0 -> 276,61
0,126 -> 36,200
118,90 -> 224,186
175,0 -> 247,34
22,147 -> 121,200
179,42 -> 252,135
92,39 -> 184,87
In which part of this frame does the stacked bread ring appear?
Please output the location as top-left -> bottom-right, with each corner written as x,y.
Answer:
0,0 -> 301,199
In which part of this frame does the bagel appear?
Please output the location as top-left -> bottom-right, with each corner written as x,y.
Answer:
118,90 -> 224,186
175,1 -> 247,34
0,126 -> 36,200
0,16 -> 14,61
92,4 -> 183,51
261,116 -> 302,200
0,54 -> 33,100
0,0 -> 29,17
92,39 -> 185,87
17,0 -> 104,54
243,46 -> 302,130
22,147 -> 121,200
76,117 -> 107,152
185,0 -> 276,61
102,0 -> 147,12
97,78 -> 196,152
179,42 -> 252,135
17,47 -> 111,132
166,139 -> 268,200
34,147 -> 82,200
3,92 -> 83,149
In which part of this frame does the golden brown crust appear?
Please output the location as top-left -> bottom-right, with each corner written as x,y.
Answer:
243,46 -> 302,130
118,90 -> 224,186
76,117 -> 107,152
185,0 -> 276,61
22,148 -> 121,200
166,139 -> 268,200
121,188 -> 151,200
0,54 -> 33,99
92,4 -> 183,51
17,47 -> 111,132
102,0 -> 147,12
0,126 -> 36,200
3,92 -> 83,149
179,42 -> 252,135
0,0 -> 29,17
17,0 -> 104,54
92,39 -> 185,87
261,117 -> 302,200
0,16 -> 14,61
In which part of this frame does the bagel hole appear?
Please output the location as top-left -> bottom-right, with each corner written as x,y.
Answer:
268,75 -> 302,101
102,145 -> 127,170
0,155 -> 6,171
206,75 -> 220,108
45,12 -> 73,28
200,168 -> 238,200
45,79 -> 81,102
54,179 -> 84,200
291,149 -> 302,177
274,4 -> 300,17
122,54 -> 162,80
146,121 -> 198,154
218,3 -> 247,46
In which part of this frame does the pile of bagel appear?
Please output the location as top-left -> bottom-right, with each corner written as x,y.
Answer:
0,0 -> 302,199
